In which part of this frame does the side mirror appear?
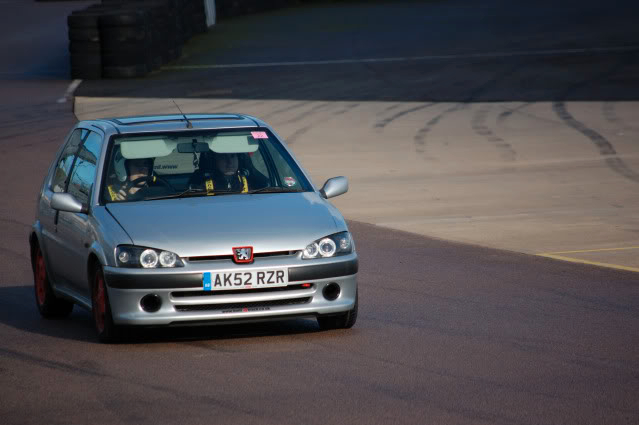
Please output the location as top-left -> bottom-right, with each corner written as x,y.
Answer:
320,176 -> 348,199
51,193 -> 88,214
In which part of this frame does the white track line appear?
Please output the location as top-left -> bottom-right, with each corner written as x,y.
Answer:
57,79 -> 82,104
164,46 -> 639,70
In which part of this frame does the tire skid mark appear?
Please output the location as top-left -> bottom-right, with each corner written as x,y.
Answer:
0,122 -> 70,144
0,347 -> 107,377
225,99 -> 267,110
379,102 -> 402,114
309,323 -> 623,410
605,157 -> 639,183
208,98 -> 247,111
496,102 -> 533,124
333,102 -> 359,115
602,101 -> 619,125
0,128 -> 66,145
553,101 -> 639,183
140,380 -> 272,418
287,103 -> 359,144
0,346 -> 265,419
413,62 -> 526,156
554,102 -> 615,154
497,102 -> 562,126
183,341 -> 239,353
550,57 -> 639,182
414,105 -> 461,154
0,108 -> 69,134
374,102 -> 435,130
0,216 -> 33,227
471,104 -> 517,161
286,125 -> 312,144
260,100 -> 313,119
276,101 -> 332,126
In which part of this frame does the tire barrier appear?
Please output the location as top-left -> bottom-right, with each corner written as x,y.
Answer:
100,10 -> 153,78
68,9 -> 104,79
67,0 -> 206,79
67,0 -> 305,79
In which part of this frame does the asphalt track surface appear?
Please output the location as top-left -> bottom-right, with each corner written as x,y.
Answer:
1,1 -> 638,424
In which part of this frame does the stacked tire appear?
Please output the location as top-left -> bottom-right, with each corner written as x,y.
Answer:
68,11 -> 102,79
165,0 -> 184,63
67,0 -> 300,79
100,10 -> 152,78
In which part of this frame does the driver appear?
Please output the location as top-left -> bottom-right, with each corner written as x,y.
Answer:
107,157 -> 156,201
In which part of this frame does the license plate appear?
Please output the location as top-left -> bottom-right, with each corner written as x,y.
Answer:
202,269 -> 288,291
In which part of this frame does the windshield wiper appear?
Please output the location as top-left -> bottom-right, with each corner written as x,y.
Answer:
143,188 -> 237,201
144,186 -> 300,200
248,186 -> 302,194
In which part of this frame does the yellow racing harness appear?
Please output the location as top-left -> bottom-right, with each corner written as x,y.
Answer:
206,175 -> 248,196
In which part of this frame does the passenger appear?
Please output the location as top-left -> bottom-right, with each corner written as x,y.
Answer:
107,157 -> 155,201
190,152 -> 249,194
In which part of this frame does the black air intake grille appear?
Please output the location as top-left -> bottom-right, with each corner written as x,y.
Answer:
174,297 -> 311,312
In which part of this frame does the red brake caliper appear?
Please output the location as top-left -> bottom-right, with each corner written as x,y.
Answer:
35,252 -> 46,305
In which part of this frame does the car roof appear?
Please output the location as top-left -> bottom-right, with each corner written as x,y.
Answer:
86,113 -> 265,134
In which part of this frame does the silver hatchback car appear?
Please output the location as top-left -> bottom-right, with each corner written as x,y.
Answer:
30,114 -> 358,342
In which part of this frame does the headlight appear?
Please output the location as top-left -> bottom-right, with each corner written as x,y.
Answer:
140,249 -> 158,268
159,251 -> 177,267
318,238 -> 336,257
302,232 -> 353,259
116,246 -> 184,268
303,242 -> 319,258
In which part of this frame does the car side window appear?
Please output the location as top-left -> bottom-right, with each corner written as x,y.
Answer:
67,131 -> 103,205
51,129 -> 85,193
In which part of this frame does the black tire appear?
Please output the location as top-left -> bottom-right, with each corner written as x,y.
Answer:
102,64 -> 149,79
317,290 -> 358,330
32,244 -> 74,319
100,26 -> 148,45
69,41 -> 101,54
71,53 -> 101,68
71,65 -> 102,80
102,45 -> 152,67
102,51 -> 149,67
67,13 -> 100,29
91,264 -> 120,343
68,27 -> 100,42
99,11 -> 147,28
70,43 -> 102,79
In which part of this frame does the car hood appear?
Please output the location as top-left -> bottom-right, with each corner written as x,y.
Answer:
105,192 -> 342,257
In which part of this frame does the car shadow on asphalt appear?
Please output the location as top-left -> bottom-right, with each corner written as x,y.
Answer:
0,285 -> 324,345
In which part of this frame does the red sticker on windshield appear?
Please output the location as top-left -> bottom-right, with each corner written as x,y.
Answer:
284,177 -> 296,187
251,131 -> 268,139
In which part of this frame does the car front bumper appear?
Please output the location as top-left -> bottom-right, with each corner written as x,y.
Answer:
103,253 -> 358,326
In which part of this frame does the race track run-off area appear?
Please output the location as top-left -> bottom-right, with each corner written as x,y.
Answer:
1,0 -> 638,424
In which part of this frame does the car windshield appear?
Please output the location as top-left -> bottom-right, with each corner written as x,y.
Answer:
101,129 -> 312,203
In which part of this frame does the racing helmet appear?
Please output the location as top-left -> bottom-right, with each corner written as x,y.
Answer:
124,157 -> 154,177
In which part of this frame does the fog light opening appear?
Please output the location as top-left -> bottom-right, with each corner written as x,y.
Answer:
322,283 -> 341,301
140,294 -> 162,313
